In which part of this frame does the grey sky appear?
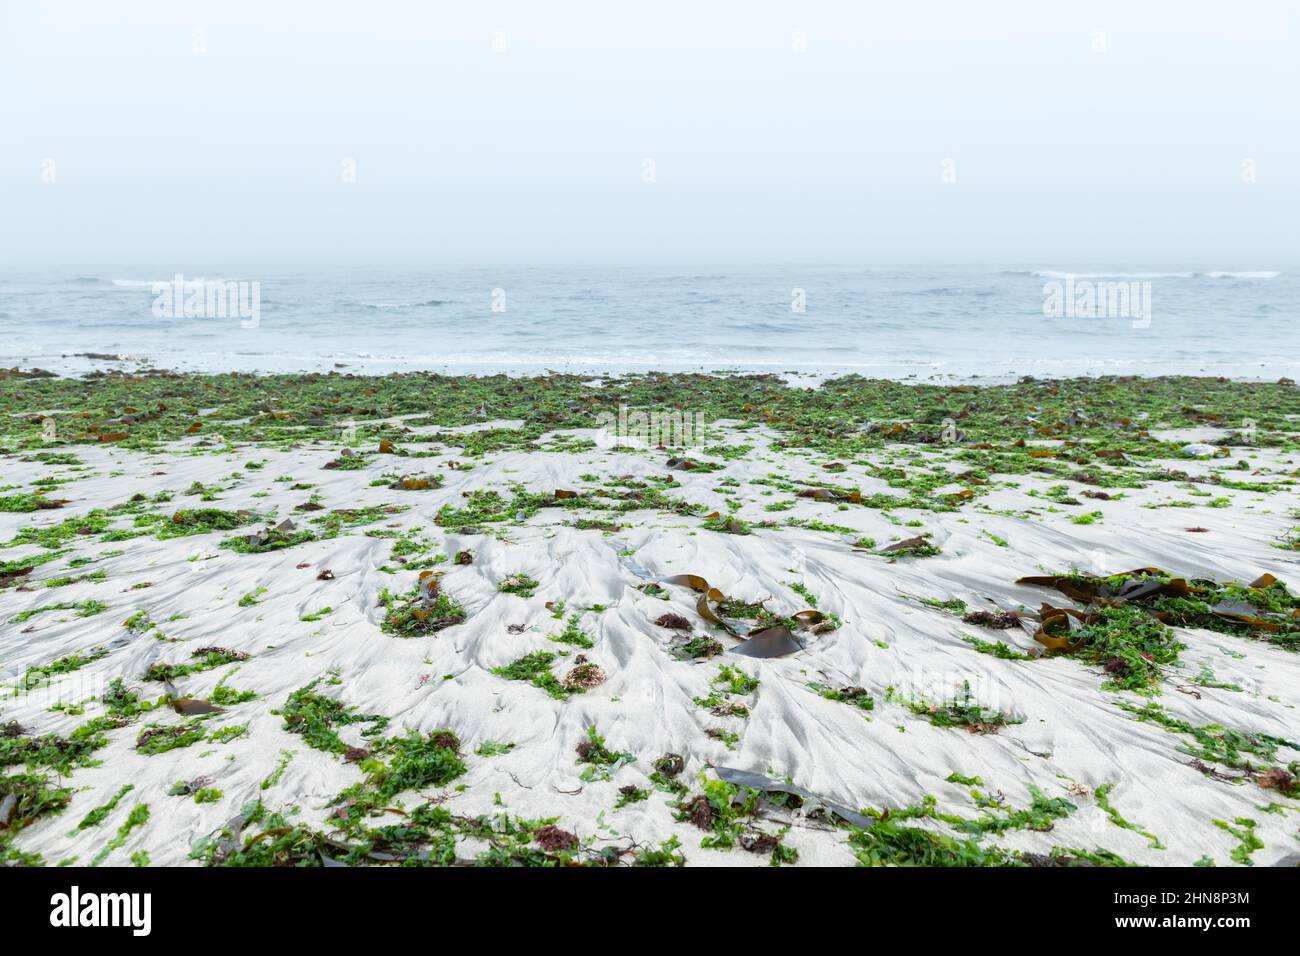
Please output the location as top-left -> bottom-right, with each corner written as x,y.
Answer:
2,0 -> 1296,265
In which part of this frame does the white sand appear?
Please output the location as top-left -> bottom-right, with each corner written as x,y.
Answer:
2,419 -> 1297,866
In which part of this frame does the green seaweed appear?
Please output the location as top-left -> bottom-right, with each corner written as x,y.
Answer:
491,651 -> 573,700
278,676 -> 388,754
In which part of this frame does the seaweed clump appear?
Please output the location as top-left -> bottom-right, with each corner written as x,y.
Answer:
1021,568 -> 1300,653
380,572 -> 466,637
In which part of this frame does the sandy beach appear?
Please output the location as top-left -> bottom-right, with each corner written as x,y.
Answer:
2,371 -> 1297,866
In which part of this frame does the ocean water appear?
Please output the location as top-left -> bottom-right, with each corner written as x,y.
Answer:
0,267 -> 1293,382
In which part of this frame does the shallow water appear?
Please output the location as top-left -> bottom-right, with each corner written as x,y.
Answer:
1,266 -> 1294,380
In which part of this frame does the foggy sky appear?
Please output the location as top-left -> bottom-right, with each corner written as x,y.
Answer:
1,1 -> 1296,266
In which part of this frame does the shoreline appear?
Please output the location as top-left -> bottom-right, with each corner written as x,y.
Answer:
8,357 -> 1300,388
2,371 -> 1298,866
